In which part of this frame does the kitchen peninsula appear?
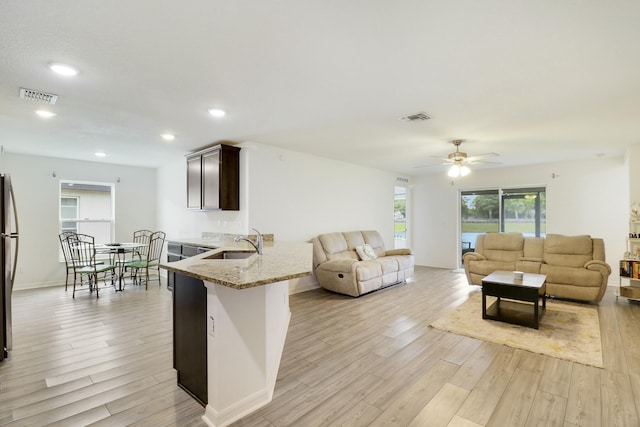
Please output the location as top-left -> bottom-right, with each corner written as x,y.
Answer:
160,236 -> 312,427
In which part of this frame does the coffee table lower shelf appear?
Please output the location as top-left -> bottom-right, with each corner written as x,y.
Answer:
483,299 -> 545,329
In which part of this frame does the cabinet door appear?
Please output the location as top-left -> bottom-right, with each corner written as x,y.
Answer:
201,149 -> 220,210
186,156 -> 202,209
173,273 -> 208,405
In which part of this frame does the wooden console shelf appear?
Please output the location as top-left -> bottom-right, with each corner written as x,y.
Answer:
619,259 -> 640,300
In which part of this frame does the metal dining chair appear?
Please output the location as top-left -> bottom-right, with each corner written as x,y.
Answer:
68,233 -> 116,298
58,231 -> 77,291
132,229 -> 153,259
126,231 -> 166,289
119,229 -> 153,274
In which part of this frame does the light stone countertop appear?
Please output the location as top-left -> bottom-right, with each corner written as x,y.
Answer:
160,237 -> 313,290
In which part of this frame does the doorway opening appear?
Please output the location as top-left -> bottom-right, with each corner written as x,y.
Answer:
394,185 -> 408,249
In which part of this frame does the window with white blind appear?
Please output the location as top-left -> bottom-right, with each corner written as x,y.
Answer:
59,181 -> 115,244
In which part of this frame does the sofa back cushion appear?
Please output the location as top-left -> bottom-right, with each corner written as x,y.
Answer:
343,231 -> 366,251
317,232 -> 359,262
543,234 -> 593,268
481,233 -> 524,262
523,237 -> 544,259
361,230 -> 387,257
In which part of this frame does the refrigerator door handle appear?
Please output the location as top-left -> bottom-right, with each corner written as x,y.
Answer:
8,180 -> 18,289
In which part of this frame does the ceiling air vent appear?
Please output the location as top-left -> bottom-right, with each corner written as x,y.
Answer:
19,87 -> 58,104
399,111 -> 431,123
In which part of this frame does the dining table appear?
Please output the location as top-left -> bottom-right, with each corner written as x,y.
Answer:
95,242 -> 146,291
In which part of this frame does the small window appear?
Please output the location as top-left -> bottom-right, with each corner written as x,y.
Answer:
59,181 -> 114,244
60,197 -> 79,233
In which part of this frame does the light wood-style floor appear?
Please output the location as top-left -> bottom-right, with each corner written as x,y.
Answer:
1,266 -> 640,426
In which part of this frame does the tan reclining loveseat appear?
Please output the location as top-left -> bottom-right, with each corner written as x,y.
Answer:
311,230 -> 414,297
463,233 -> 611,302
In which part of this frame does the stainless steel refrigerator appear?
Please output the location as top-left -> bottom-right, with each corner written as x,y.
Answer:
0,173 -> 19,361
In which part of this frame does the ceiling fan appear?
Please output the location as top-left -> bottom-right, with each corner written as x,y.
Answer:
415,139 -> 501,177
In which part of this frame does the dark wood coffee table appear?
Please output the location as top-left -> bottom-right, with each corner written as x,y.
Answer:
481,270 -> 547,329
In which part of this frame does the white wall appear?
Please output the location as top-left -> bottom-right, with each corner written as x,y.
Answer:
628,144 -> 640,205
243,143 -> 397,243
156,142 -> 401,293
2,152 -> 156,289
412,155 -> 628,284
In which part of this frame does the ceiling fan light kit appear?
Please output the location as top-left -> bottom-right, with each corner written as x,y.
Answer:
448,163 -> 471,178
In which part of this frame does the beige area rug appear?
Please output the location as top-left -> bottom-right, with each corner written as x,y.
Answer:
430,292 -> 603,367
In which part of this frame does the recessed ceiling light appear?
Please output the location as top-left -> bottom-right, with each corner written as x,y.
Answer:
35,110 -> 56,118
208,108 -> 226,118
49,63 -> 79,76
94,152 -> 107,157
161,133 -> 175,141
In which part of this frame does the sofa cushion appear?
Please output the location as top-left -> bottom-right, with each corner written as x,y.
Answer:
355,258 -> 399,284
343,231 -> 366,250
318,232 -> 358,261
523,237 -> 544,259
355,244 -> 377,260
482,233 -> 524,262
467,259 -> 517,276
362,230 -> 387,258
355,260 -> 383,282
392,255 -> 414,271
540,264 -> 602,287
543,234 -> 593,268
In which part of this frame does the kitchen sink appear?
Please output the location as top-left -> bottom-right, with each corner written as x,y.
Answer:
204,251 -> 255,260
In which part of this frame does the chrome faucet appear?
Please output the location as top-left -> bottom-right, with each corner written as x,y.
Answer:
234,228 -> 263,254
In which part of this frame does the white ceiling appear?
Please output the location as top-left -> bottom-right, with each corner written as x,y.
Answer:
1,1 -> 639,176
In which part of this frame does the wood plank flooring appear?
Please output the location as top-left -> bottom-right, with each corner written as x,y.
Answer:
1,266 -> 639,426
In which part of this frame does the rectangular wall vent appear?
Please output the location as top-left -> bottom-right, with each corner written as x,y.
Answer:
19,87 -> 58,104
399,111 -> 431,123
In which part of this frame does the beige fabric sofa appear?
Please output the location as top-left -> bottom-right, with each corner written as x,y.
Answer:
463,233 -> 611,302
311,230 -> 414,297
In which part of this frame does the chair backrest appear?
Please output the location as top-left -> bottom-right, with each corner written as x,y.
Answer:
69,233 -> 97,268
133,230 -> 153,257
146,231 -> 166,262
59,231 -> 77,267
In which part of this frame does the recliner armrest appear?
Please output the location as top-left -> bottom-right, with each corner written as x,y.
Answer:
463,252 -> 486,262
385,248 -> 413,256
315,258 -> 358,273
585,259 -> 612,274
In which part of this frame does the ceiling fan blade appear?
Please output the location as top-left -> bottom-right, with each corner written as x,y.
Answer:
429,155 -> 452,162
413,161 -> 450,169
466,152 -> 499,162
466,159 -> 503,165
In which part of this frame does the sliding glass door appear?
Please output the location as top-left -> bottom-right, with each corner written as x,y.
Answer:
500,187 -> 546,237
460,187 -> 546,265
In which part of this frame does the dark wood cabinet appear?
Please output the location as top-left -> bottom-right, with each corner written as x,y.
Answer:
186,143 -> 240,210
173,271 -> 207,406
186,157 -> 202,209
170,242 -> 209,406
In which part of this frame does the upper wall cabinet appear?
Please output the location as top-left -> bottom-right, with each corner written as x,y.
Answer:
186,144 -> 240,210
